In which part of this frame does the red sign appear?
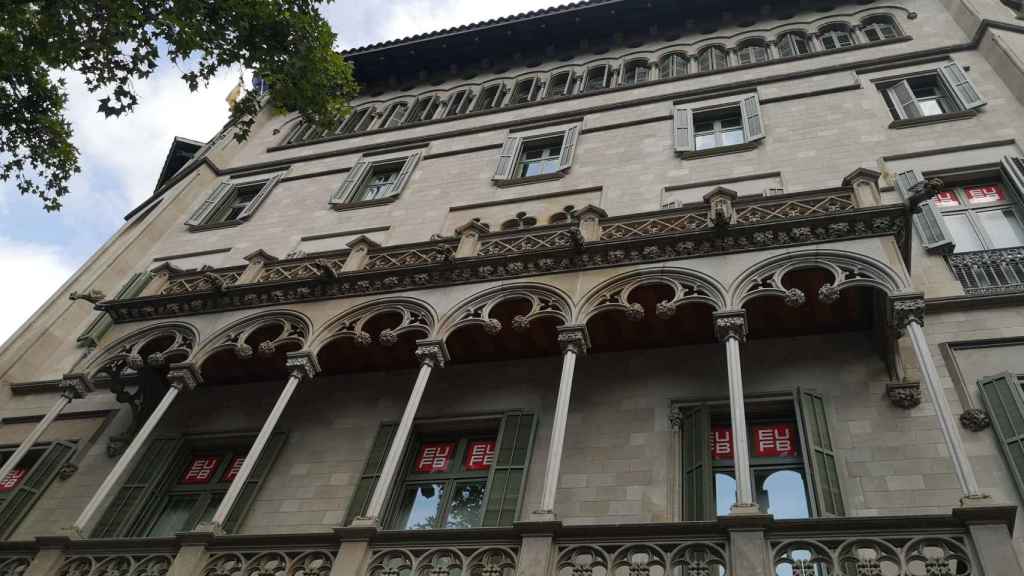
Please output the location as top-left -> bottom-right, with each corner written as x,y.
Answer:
464,440 -> 496,471
965,184 -> 1004,204
223,456 -> 245,482
934,191 -> 960,207
415,443 -> 455,473
181,456 -> 221,484
0,468 -> 26,492
753,424 -> 798,458
709,426 -> 733,460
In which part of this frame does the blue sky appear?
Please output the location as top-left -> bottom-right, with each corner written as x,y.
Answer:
0,0 -> 564,343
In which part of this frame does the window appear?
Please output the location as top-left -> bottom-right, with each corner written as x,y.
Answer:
861,16 -> 900,42
673,95 -> 765,155
510,78 -> 541,105
493,125 -> 579,182
883,63 -> 985,121
380,102 -> 410,128
405,96 -> 441,124
980,372 -> 1024,504
678,391 -> 842,521
0,441 -> 76,539
737,41 -> 770,65
501,212 -> 538,231
474,84 -> 506,111
583,65 -> 611,92
658,53 -> 688,79
777,32 -> 811,58
818,24 -> 855,50
445,90 -> 475,117
144,446 -> 249,536
697,46 -> 729,73
338,107 -> 376,135
185,175 -> 282,228
331,152 -> 422,206
545,71 -> 574,98
621,59 -> 651,86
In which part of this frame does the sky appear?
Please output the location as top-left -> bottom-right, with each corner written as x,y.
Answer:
0,0 -> 566,345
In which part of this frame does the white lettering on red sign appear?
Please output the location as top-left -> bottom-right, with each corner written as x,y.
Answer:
224,456 -> 245,482
934,191 -> 960,207
415,443 -> 455,473
709,426 -> 733,460
753,424 -> 798,458
464,440 -> 496,471
181,456 -> 222,484
965,185 -> 1004,204
0,468 -> 26,492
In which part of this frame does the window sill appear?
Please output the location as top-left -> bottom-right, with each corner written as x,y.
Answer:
888,110 -> 977,129
330,196 -> 399,212
187,220 -> 245,233
492,171 -> 567,188
679,141 -> 760,160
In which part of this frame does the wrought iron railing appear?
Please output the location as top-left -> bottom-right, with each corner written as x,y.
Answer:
947,247 -> 1024,295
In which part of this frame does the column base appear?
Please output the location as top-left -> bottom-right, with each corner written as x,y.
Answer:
728,503 -> 763,516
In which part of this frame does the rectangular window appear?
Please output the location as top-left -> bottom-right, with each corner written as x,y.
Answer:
674,95 -> 764,155
694,108 -> 745,151
354,162 -> 404,202
211,183 -> 262,223
934,183 -> 1024,253
185,175 -> 282,228
515,136 -> 564,178
331,152 -> 422,206
583,65 -> 610,92
492,125 -> 579,182
144,447 -> 247,536
445,90 -> 474,117
884,63 -> 986,121
0,441 -> 76,539
545,72 -> 574,98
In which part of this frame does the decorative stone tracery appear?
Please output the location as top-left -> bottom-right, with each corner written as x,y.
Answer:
193,312 -> 310,367
312,299 -> 434,352
202,550 -> 335,576
366,547 -> 516,576
577,269 -> 725,324
438,285 -> 572,339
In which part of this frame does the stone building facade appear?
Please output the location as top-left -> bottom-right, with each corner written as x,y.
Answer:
4,1 -> 1024,575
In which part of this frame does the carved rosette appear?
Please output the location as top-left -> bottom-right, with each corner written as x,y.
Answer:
353,331 -> 373,347
483,318 -> 503,335
886,381 -> 922,409
714,311 -> 747,343
257,340 -> 277,358
146,352 -> 166,368
415,340 -> 449,368
285,352 -> 321,380
624,302 -> 645,322
378,329 -> 398,347
557,325 -> 591,356
235,343 -> 254,359
656,301 -> 678,320
891,293 -> 926,329
784,288 -> 806,308
818,283 -> 841,304
60,373 -> 94,400
126,353 -> 145,371
166,363 -> 201,391
960,408 -> 992,431
511,315 -> 531,332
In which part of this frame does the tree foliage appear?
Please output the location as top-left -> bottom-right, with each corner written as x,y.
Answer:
0,1 -> 358,211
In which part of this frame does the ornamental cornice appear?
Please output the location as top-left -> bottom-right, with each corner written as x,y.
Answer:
98,204 -> 907,323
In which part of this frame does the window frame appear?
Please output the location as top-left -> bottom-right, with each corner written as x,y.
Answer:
674,95 -> 765,157
736,40 -> 770,66
509,77 -> 543,105
331,152 -> 422,207
658,52 -> 688,80
338,106 -> 377,135
444,89 -> 476,117
185,173 -> 284,230
861,16 -> 900,42
474,83 -> 508,112
776,32 -> 812,58
934,181 -> 1024,253
621,59 -> 652,86
818,24 -> 856,50
544,70 -> 576,98
380,100 -> 412,128
882,63 -> 985,123
492,124 -> 580,184
0,441 -> 77,539
697,46 -> 729,73
404,95 -> 442,125
582,64 -> 613,92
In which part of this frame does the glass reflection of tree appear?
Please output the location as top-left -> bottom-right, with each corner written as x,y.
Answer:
410,485 -> 441,530
446,482 -> 486,528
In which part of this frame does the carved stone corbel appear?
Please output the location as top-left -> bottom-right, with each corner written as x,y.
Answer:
714,310 -> 747,343
414,339 -> 449,368
891,292 -> 926,331
557,325 -> 590,356
285,351 -> 321,381
886,380 -> 922,409
60,373 -> 94,400
960,408 -> 992,431
69,289 -> 106,304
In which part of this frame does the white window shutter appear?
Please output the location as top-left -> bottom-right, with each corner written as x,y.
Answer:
741,95 -> 765,142
238,174 -> 282,220
939,62 -> 985,110
390,152 -> 422,198
558,126 -> 580,171
894,169 -> 955,252
185,182 -> 232,227
673,106 -> 693,153
493,136 -> 522,180
888,80 -> 923,119
331,160 -> 369,205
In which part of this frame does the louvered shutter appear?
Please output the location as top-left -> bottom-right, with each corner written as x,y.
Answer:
185,182 -> 232,227
679,405 -> 712,521
482,412 -> 536,527
673,106 -> 694,153
894,169 -> 956,253
77,272 -> 152,348
558,126 -> 580,171
388,152 -> 422,198
223,432 -> 286,533
939,62 -> 985,110
978,373 -> 1024,500
636,64 -> 650,83
345,423 -> 397,525
331,160 -> 369,205
1001,157 -> 1024,205
741,95 -> 765,142
93,436 -> 183,537
887,80 -> 923,120
794,388 -> 844,516
237,174 -> 282,220
493,136 -> 522,181
0,441 -> 76,539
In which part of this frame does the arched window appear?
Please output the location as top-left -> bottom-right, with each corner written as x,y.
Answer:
549,206 -> 575,224
776,32 -> 811,58
545,71 -> 574,98
736,40 -> 770,65
621,59 -> 651,86
658,52 -> 688,79
861,15 -> 900,42
501,212 -> 538,230
697,46 -> 729,73
818,24 -> 855,50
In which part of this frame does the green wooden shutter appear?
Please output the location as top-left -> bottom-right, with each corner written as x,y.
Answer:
331,160 -> 369,205
558,126 -> 580,171
482,412 -> 536,527
794,388 -> 844,516
238,174 -> 283,220
673,106 -> 693,153
894,169 -> 955,253
389,152 -> 422,198
741,95 -> 765,142
344,423 -> 397,525
185,182 -> 232,227
887,80 -> 923,120
978,373 -> 1024,500
939,62 -> 985,110
493,136 -> 522,181
679,405 -> 712,521
93,436 -> 183,538
223,432 -> 287,533
1001,157 -> 1024,204
77,272 -> 152,348
0,441 -> 76,539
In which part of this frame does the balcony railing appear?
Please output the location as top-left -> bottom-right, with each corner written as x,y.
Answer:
947,247 -> 1024,295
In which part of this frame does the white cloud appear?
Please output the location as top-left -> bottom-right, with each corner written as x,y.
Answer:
0,237 -> 77,347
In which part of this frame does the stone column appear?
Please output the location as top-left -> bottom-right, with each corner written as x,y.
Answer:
25,537 -> 70,576
70,362 -> 200,537
534,325 -> 590,519
714,310 -> 757,513
892,293 -> 985,500
205,352 -> 320,533
721,514 -> 773,576
515,520 -> 561,576
0,374 -> 93,483
356,340 -> 448,525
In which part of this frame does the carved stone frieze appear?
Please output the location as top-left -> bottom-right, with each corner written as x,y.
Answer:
886,381 -> 922,409
960,408 -> 992,431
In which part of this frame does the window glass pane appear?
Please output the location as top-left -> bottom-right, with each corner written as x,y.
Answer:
395,483 -> 446,530
965,184 -> 1006,205
721,128 -> 745,147
934,191 -> 961,208
148,494 -> 200,537
945,213 -> 985,253
695,134 -> 717,151
445,480 -> 486,528
714,472 -> 736,516
978,209 -> 1024,249
517,138 -> 563,177
755,469 -> 810,519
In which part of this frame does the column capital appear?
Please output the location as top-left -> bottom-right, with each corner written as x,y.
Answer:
714,310 -> 748,343
891,292 -> 925,329
557,325 -> 590,355
60,373 -> 94,400
166,362 -> 201,391
415,339 -> 450,368
285,351 -> 321,380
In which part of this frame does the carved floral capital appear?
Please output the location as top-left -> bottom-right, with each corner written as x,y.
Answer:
891,293 -> 925,329
285,352 -> 321,380
714,311 -> 747,343
415,340 -> 449,368
557,325 -> 590,355
166,363 -> 201,391
59,373 -> 94,400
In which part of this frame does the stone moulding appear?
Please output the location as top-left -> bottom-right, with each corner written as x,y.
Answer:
98,203 -> 907,323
